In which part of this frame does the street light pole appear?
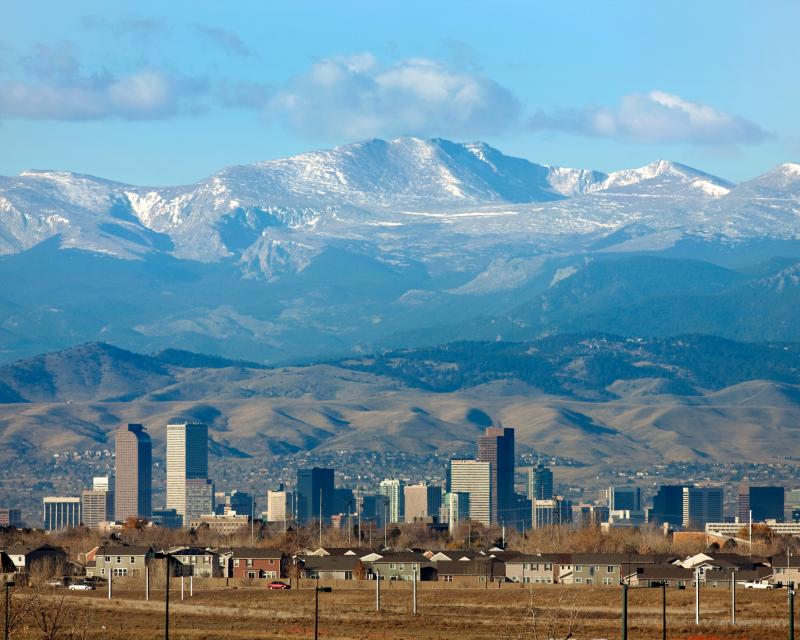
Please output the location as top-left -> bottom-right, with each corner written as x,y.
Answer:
314,578 -> 319,640
790,581 -> 795,640
661,580 -> 667,640
621,582 -> 628,640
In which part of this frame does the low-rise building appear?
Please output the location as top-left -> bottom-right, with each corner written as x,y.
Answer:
169,546 -> 224,578
302,555 -> 362,580
505,554 -> 561,584
189,514 -> 249,535
229,548 -> 285,580
86,545 -> 154,578
362,552 -> 427,581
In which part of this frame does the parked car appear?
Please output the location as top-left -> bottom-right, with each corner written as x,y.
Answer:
268,581 -> 290,590
68,583 -> 96,591
45,579 -> 64,588
739,581 -> 773,589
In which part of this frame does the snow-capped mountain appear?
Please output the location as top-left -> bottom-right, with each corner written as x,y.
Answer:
0,137 -> 796,274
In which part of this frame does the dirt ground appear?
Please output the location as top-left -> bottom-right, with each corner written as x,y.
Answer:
12,583 -> 797,639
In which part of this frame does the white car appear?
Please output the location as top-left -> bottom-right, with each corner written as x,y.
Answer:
68,583 -> 95,591
739,581 -> 772,589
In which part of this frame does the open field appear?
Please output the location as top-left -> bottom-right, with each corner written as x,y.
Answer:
13,582 -> 795,639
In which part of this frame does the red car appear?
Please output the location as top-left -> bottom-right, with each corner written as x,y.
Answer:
268,581 -> 290,590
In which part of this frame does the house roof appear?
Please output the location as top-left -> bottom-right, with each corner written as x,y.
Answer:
434,559 -> 494,576
230,548 -> 283,559
303,556 -> 361,571
368,552 -> 427,564
97,545 -> 152,556
309,547 -> 370,557
505,554 -> 561,564
168,546 -> 218,557
633,566 -> 694,580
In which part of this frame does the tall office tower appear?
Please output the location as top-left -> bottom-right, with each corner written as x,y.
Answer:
296,467 -> 335,523
0,508 -> 23,528
736,484 -> 750,522
115,423 -> 152,521
185,478 -> 214,525
42,497 -> 81,531
441,492 -> 470,534
608,486 -> 642,511
448,459 -> 493,526
333,488 -> 356,515
403,484 -> 443,523
91,475 -> 114,521
477,427 -> 515,524
361,494 -> 390,529
267,487 -> 294,523
532,498 -> 572,528
378,479 -> 406,523
528,463 -> 554,501
81,489 -> 113,529
650,485 -> 687,527
227,490 -> 254,518
682,486 -> 724,529
739,487 -> 786,522
166,422 -> 209,521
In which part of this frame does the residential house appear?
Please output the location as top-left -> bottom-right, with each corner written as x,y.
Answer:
771,556 -> 800,586
428,558 -> 499,584
627,566 -> 693,588
169,547 -> 224,578
86,545 -> 154,578
1,545 -> 69,577
505,554 -> 561,584
362,552 -> 428,581
229,548 -> 285,580
302,555 -> 363,580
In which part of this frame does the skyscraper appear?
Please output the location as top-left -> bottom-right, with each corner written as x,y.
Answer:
379,479 -> 405,523
448,459 -> 492,526
608,486 -> 642,511
296,467 -> 335,523
682,486 -> 723,529
441,491 -> 469,534
267,487 -> 294,523
477,427 -> 515,524
403,483 -> 442,523
185,478 -> 215,524
650,485 -> 686,527
166,422 -> 209,523
740,486 -> 784,522
81,489 -> 113,529
114,423 -> 152,521
528,464 -> 554,501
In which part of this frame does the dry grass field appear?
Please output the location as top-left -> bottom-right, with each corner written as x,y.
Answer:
10,582 -> 795,640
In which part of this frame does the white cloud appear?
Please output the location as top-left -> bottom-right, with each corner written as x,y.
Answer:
0,42 -> 206,121
260,54 -> 521,139
529,91 -> 770,145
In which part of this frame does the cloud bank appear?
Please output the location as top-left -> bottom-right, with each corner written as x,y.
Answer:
529,91 -> 771,145
0,44 -> 204,120
261,53 -> 521,139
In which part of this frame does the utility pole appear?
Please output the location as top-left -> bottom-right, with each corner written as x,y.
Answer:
412,567 -> 417,614
319,488 -> 323,549
790,581 -> 795,640
384,505 -> 388,549
314,578 -> 319,640
731,571 -> 736,625
181,575 -> 184,601
108,567 -> 112,599
164,554 -> 171,640
661,580 -> 667,640
347,508 -> 351,546
145,565 -> 149,601
4,577 -> 14,640
375,570 -> 381,611
621,582 -> 628,640
251,491 -> 255,544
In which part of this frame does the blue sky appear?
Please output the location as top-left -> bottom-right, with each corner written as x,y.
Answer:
2,0 -> 797,185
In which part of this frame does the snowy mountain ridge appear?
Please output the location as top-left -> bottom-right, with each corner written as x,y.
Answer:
1,137 -> 799,275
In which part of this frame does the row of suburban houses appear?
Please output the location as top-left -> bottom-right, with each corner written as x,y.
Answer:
3,542 -> 797,588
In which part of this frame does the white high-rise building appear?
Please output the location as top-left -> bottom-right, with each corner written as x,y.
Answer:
166,422 -> 209,523
43,496 -> 81,531
379,479 -> 405,523
441,491 -> 470,534
267,489 -> 294,523
448,459 -> 492,526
